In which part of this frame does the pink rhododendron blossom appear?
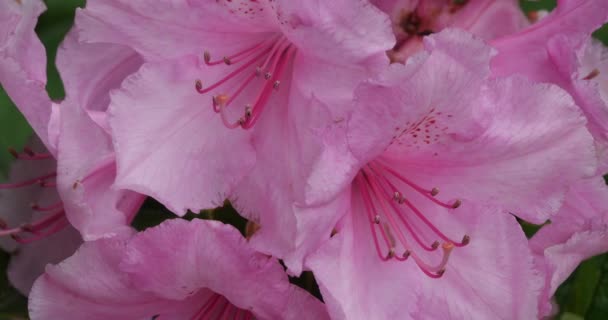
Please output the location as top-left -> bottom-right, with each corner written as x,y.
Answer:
302,30 -> 596,319
530,177 -> 608,317
0,0 -> 53,149
372,0 -> 529,62
491,0 -> 608,171
29,219 -> 329,320
73,0 -> 394,215
0,139 -> 82,295
0,15 -> 145,245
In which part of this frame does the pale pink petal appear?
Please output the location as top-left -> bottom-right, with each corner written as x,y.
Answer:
277,0 -> 394,65
491,0 -> 608,80
57,30 -> 143,130
56,102 -> 144,240
30,219 -> 329,320
530,177 -> 608,316
122,219 -> 328,319
109,57 -> 256,214
29,237 -> 202,320
0,0 -> 53,149
75,0 -> 276,61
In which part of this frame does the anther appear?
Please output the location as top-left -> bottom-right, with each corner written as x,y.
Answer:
387,248 -> 396,258
583,69 -> 600,80
213,94 -> 229,108
273,81 -> 281,90
72,180 -> 81,190
255,67 -> 262,77
373,215 -> 381,224
461,235 -> 470,246
451,199 -> 462,209
203,51 -> 211,63
436,269 -> 446,277
223,57 -> 232,65
330,228 -> 339,237
195,79 -> 203,91
20,224 -> 34,233
23,147 -> 35,157
244,105 -> 252,118
402,250 -> 411,259
431,241 -> 440,249
8,147 -> 19,159
392,192 -> 405,204
430,188 -> 439,196
264,72 -> 272,80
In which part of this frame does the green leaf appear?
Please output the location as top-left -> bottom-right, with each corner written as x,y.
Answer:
0,90 -> 32,179
561,312 -> 585,320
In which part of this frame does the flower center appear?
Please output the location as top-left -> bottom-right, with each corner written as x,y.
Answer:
190,293 -> 255,320
0,148 -> 67,244
195,35 -> 296,129
355,160 -> 469,278
389,0 -> 469,62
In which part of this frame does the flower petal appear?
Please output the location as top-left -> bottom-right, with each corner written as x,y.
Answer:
109,57 -> 256,214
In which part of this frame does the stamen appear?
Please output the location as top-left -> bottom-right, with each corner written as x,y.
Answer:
31,201 -> 63,212
0,172 -> 56,189
195,35 -> 296,131
357,159 -> 473,278
191,294 -> 221,320
12,218 -> 69,244
0,210 -> 65,237
364,170 -> 456,273
241,46 -> 295,129
370,169 -> 441,252
204,36 -> 278,66
375,161 -> 461,209
358,174 -> 397,261
195,46 -> 272,94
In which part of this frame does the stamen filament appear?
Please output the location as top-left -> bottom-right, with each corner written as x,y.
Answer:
242,46 -> 295,129
8,147 -> 52,160
192,294 -> 222,320
375,161 -> 459,209
31,201 -> 64,212
204,36 -> 278,66
12,218 -> 69,244
358,175 -> 395,261
0,172 -> 57,189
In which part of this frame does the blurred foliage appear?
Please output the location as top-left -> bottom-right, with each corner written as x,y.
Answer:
1,0 -> 608,318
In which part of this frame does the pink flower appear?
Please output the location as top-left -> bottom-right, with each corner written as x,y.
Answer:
0,0 -> 53,149
73,0 -> 395,214
302,30 -> 596,319
530,177 -> 608,317
0,15 -> 145,245
29,219 -> 329,320
372,0 -> 529,62
491,0 -> 608,171
0,139 -> 82,295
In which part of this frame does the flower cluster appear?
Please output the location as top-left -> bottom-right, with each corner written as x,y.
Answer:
1,0 -> 608,319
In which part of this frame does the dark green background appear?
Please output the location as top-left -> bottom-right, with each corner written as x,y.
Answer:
0,1 -> 607,319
